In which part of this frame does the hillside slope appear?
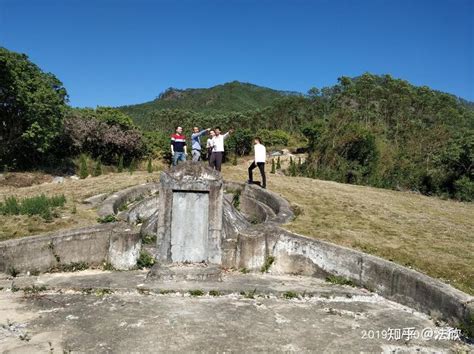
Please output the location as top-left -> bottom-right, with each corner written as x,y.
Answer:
118,81 -> 295,123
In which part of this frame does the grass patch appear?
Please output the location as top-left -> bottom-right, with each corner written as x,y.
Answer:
239,267 -> 250,274
97,214 -> 117,223
326,275 -> 355,287
0,194 -> 66,220
7,266 -> 19,277
209,290 -> 221,296
260,255 -> 275,273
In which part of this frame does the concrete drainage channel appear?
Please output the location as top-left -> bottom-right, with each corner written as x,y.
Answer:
0,163 -> 473,351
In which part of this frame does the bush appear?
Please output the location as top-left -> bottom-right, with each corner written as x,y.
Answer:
93,159 -> 102,177
147,158 -> 153,173
454,177 -> 474,202
271,159 -> 276,174
256,129 -> 290,147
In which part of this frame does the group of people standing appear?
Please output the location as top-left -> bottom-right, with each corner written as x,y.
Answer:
170,126 -> 266,188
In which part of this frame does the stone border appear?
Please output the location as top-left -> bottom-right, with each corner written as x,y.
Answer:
222,182 -> 473,336
97,182 -> 159,217
0,223 -> 141,273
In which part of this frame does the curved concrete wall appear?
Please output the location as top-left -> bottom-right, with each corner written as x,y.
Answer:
98,182 -> 159,217
232,185 -> 473,336
0,223 -> 141,273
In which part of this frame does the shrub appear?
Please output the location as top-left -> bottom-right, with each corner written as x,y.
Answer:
117,155 -> 124,172
271,158 -> 276,174
137,250 -> 155,269
93,159 -> 102,177
0,194 -> 66,220
276,156 -> 281,169
79,154 -> 88,179
147,158 -> 153,173
129,158 -> 136,175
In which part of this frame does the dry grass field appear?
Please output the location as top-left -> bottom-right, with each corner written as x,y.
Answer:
0,171 -> 160,241
0,157 -> 472,295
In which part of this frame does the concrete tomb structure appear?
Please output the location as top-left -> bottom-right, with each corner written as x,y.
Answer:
0,161 -> 472,351
149,163 -> 225,280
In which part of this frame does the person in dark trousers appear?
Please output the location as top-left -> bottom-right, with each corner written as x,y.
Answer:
209,127 -> 233,171
248,137 -> 266,188
170,126 -> 187,166
206,129 -> 216,166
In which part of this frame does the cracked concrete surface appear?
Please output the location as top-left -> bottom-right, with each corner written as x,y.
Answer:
0,271 -> 472,352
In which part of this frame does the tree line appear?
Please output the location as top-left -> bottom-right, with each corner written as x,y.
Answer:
1,47 -> 472,200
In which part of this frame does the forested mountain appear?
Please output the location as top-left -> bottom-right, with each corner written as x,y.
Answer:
117,74 -> 473,201
2,45 -> 472,200
118,81 -> 296,126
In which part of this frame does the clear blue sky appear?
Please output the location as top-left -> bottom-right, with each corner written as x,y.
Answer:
1,0 -> 473,107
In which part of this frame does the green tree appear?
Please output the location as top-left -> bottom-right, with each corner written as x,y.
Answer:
0,47 -> 68,168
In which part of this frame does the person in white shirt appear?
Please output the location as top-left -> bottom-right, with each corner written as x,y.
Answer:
209,126 -> 233,171
248,137 -> 266,188
206,129 -> 216,166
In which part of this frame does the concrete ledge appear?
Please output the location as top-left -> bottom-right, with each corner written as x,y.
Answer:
235,225 -> 474,336
0,223 -> 141,273
123,194 -> 160,224
97,182 -> 159,217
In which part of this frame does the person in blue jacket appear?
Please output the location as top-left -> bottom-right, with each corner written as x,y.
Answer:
191,126 -> 210,161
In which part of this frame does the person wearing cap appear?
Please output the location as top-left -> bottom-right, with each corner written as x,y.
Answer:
191,126 -> 210,161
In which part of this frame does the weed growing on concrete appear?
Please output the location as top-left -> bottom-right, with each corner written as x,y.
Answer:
260,255 -> 275,273
209,290 -> 221,296
101,262 -> 115,271
325,275 -> 355,287
159,289 -> 174,295
241,288 -> 257,299
7,266 -> 19,277
23,285 -> 48,295
137,250 -> 155,269
231,190 -> 241,210
97,214 -> 117,223
189,289 -> 204,296
56,262 -> 88,272
95,288 -> 114,297
118,203 -> 128,212
240,268 -> 250,274
142,234 -> 157,244
283,291 -> 299,299
29,269 -> 40,276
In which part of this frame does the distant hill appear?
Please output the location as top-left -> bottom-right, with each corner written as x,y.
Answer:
118,81 -> 299,122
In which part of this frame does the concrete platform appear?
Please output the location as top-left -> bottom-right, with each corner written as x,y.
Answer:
0,270 -> 472,352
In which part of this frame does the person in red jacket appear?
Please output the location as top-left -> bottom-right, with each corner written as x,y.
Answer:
170,126 -> 187,166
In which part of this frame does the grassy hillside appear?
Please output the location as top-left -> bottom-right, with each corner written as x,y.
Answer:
118,81 -> 294,126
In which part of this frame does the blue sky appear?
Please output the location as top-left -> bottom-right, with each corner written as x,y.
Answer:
1,0 -> 473,107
